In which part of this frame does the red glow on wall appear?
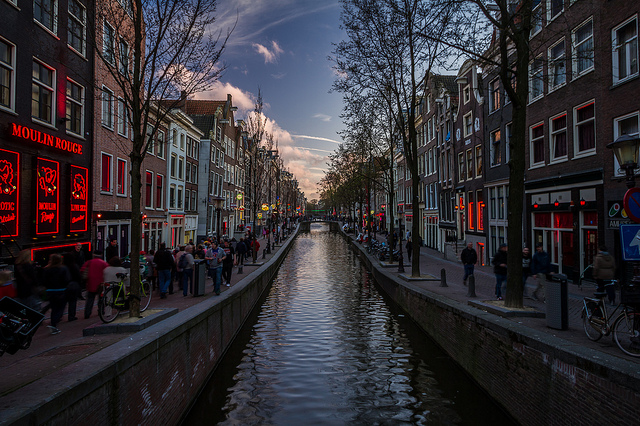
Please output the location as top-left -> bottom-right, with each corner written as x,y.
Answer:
36,158 -> 59,235
31,242 -> 91,261
70,165 -> 89,232
0,149 -> 19,237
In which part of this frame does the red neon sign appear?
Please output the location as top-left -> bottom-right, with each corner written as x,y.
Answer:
11,123 -> 83,155
0,149 -> 19,237
36,158 -> 59,235
70,165 -> 88,232
31,242 -> 91,261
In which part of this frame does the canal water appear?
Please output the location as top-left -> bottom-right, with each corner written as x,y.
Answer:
185,224 -> 515,425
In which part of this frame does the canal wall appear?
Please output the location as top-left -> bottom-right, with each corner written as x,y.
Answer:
1,230 -> 298,426
348,235 -> 640,425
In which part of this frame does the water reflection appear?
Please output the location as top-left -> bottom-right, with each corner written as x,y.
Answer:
185,224 -> 514,425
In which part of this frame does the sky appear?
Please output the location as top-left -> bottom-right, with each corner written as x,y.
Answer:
193,0 -> 347,201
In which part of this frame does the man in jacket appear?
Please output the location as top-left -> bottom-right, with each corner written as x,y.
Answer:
531,243 -> 551,302
153,243 -> 174,299
460,242 -> 478,286
206,241 -> 226,295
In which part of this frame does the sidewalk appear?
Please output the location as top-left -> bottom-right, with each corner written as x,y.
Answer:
0,237 -> 290,397
362,231 -> 640,363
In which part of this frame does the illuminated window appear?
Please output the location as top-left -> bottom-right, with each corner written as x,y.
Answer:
468,191 -> 474,231
612,17 -> 639,84
550,113 -> 567,160
530,123 -> 545,165
66,79 -> 83,136
101,86 -> 114,129
116,158 -> 126,196
0,38 -> 15,111
574,101 -> 595,153
32,60 -> 55,124
573,18 -> 594,77
68,0 -> 86,56
103,20 -> 115,64
101,153 -> 112,193
477,190 -> 484,231
34,0 -> 58,34
145,171 -> 153,208
156,174 -> 164,209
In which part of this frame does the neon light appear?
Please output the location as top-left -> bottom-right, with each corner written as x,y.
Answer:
31,242 -> 91,261
36,158 -> 59,235
0,149 -> 19,237
70,165 -> 89,232
11,123 -> 83,155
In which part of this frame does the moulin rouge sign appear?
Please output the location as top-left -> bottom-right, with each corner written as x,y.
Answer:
11,123 -> 83,155
0,149 -> 19,237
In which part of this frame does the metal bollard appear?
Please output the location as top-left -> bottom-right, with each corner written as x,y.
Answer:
440,268 -> 448,287
398,253 -> 405,273
466,274 -> 477,297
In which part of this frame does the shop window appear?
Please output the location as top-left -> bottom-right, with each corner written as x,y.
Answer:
0,38 -> 15,111
32,60 -> 55,124
583,211 -> 597,226
554,212 -> 573,228
477,189 -> 484,231
468,191 -> 474,231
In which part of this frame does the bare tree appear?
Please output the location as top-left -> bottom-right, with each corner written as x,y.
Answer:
94,0 -> 231,316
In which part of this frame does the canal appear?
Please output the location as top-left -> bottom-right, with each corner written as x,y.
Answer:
185,224 -> 515,425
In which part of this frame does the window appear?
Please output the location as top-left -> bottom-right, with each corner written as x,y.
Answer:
32,60 -> 55,124
34,0 -> 57,34
66,79 -> 83,136
119,39 -> 129,76
178,157 -> 184,180
477,190 -> 484,231
475,145 -> 482,177
186,138 -> 193,158
532,0 -> 543,36
498,186 -> 505,220
116,158 -> 126,196
466,149 -> 473,180
172,129 -> 178,146
101,153 -> 113,192
573,19 -> 594,77
145,171 -> 153,208
117,98 -> 128,137
463,112 -> 473,137
468,191 -> 474,231
529,57 -> 544,102
180,133 -> 185,150
491,129 -> 501,167
463,85 -> 470,104
101,87 -> 114,129
68,0 -> 86,56
192,164 -> 197,184
574,101 -> 595,153
613,113 -> 639,176
547,0 -> 563,22
169,185 -> 176,209
0,38 -> 15,110
531,123 -> 545,165
458,153 -> 465,181
156,174 -> 164,209
550,113 -> 567,160
191,191 -> 196,212
177,187 -> 183,209
184,189 -> 190,211
505,123 -> 512,163
103,20 -> 115,64
489,79 -> 500,112
612,17 -> 639,84
549,39 -> 566,90
157,131 -> 165,159
170,154 -> 177,178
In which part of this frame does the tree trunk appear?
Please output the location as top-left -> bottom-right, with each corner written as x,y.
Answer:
128,147 -> 143,317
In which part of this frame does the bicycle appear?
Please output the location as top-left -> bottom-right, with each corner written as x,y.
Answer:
582,280 -> 640,357
98,272 -> 152,323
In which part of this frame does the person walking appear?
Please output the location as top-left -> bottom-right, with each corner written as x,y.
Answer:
492,244 -> 508,300
236,238 -> 247,266
153,242 -> 174,299
206,241 -> 226,295
222,239 -> 235,286
531,243 -> 551,302
522,247 -> 532,298
460,242 -> 478,286
180,245 -> 195,297
105,238 -> 119,263
593,245 -> 616,305
81,251 -> 108,319
14,249 -> 40,311
405,238 -> 413,262
44,254 -> 71,334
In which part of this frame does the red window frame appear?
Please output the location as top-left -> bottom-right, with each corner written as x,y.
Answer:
117,158 -> 126,195
156,174 -> 163,209
145,171 -> 153,208
101,153 -> 112,192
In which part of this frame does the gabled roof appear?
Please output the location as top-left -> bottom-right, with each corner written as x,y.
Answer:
184,100 -> 226,116
433,75 -> 458,95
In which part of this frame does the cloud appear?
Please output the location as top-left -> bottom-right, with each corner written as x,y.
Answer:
253,41 -> 284,64
313,113 -> 331,122
291,134 -> 342,144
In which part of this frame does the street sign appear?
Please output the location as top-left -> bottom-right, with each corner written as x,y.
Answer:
620,224 -> 640,260
623,188 -> 640,224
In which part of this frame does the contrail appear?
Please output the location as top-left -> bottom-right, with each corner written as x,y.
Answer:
292,135 -> 342,144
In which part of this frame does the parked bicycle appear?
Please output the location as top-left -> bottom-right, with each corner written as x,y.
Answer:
582,280 -> 640,357
98,272 -> 152,323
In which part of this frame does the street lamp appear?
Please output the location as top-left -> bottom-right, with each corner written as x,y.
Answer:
607,134 -> 640,188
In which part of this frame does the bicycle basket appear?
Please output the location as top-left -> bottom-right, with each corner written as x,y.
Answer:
621,285 -> 640,306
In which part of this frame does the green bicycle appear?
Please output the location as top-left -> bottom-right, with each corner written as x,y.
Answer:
98,272 -> 152,323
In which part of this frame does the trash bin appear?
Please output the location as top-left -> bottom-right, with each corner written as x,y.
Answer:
546,273 -> 568,330
193,259 -> 207,296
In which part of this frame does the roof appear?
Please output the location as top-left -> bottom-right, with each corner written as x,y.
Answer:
433,75 -> 458,95
184,100 -> 226,116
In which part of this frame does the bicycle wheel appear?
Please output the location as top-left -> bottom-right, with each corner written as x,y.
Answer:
582,304 -> 604,341
98,287 -> 121,323
613,311 -> 640,357
139,280 -> 152,312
